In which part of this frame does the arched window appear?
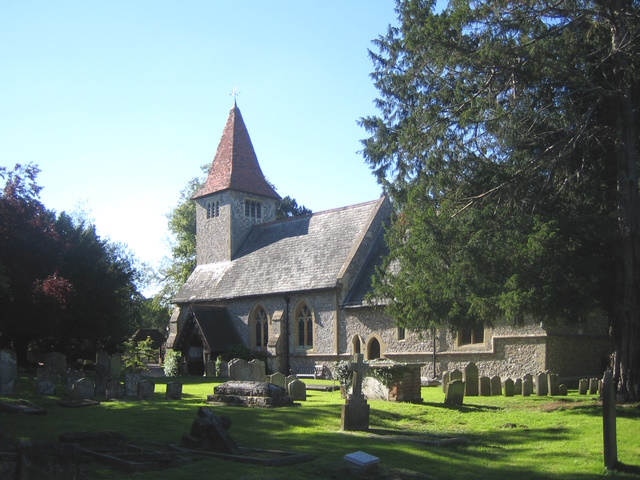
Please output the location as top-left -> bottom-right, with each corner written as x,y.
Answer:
295,302 -> 313,349
352,335 -> 361,354
367,337 -> 381,360
252,306 -> 269,348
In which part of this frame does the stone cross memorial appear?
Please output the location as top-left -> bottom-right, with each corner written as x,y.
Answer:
341,353 -> 370,431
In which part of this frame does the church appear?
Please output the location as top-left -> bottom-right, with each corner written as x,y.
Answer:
166,102 -> 609,383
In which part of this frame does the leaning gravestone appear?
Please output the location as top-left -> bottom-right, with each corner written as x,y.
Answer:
547,373 -> 560,396
36,367 -> 57,395
535,373 -> 548,396
464,362 -> 479,396
269,372 -> 286,389
579,378 -> 589,395
490,376 -> 502,396
137,380 -> 155,400
444,379 -> 465,406
503,378 -> 515,397
341,353 -> 370,431
166,381 -> 183,400
602,371 -> 617,469
70,377 -> 95,400
0,349 -> 18,395
288,379 -> 307,401
182,406 -> 240,455
479,376 -> 491,396
522,374 -> 533,396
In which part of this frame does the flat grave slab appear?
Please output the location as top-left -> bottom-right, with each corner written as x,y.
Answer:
0,399 -> 47,415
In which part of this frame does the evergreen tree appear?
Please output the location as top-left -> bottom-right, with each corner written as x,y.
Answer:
362,0 -> 639,399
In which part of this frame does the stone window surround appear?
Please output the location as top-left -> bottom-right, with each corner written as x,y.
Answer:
244,198 -> 262,220
292,298 -> 315,352
206,200 -> 220,219
249,303 -> 270,350
456,323 -> 486,349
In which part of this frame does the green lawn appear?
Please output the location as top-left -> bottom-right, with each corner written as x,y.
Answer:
2,374 -> 639,479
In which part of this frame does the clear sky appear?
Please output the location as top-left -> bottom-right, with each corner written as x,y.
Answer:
0,1 -> 397,276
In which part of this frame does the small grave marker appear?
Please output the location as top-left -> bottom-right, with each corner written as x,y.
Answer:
344,450 -> 379,470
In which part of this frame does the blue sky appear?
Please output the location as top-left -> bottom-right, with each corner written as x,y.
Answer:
0,1 -> 397,274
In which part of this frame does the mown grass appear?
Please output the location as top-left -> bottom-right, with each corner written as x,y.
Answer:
2,373 -> 639,479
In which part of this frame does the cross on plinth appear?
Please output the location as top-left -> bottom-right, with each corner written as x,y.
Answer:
348,353 -> 369,398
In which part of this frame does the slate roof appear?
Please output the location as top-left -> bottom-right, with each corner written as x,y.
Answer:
193,102 -> 280,200
173,198 -> 386,303
191,307 -> 242,352
342,229 -> 389,308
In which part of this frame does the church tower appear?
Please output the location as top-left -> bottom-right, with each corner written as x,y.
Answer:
192,102 -> 280,264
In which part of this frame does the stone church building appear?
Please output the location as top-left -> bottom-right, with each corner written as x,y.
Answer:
166,103 -> 609,382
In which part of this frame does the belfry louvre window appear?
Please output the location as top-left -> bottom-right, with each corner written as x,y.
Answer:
245,201 -> 262,220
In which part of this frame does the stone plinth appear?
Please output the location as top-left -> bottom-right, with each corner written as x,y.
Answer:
207,381 -> 295,408
341,394 -> 370,431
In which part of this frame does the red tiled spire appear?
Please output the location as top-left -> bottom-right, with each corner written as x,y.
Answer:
193,103 -> 281,200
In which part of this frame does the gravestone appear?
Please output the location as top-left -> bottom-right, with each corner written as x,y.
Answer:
579,378 -> 589,395
166,381 -> 183,400
490,376 -> 502,396
558,384 -> 568,396
105,380 -> 124,400
288,379 -> 307,401
0,349 -> 18,395
286,374 -> 297,389
269,372 -> 286,389
95,350 -> 111,375
110,354 -> 122,378
66,370 -> 84,394
602,371 -> 617,469
183,406 -> 240,455
70,377 -> 95,399
547,373 -> 560,396
17,440 -> 81,479
124,372 -> 141,397
535,373 -> 548,396
503,378 -> 514,397
248,359 -> 266,382
137,380 -> 155,400
228,359 -> 250,381
36,367 -> 57,395
95,372 -> 107,397
514,378 -> 522,395
464,362 -> 479,396
341,353 -> 370,431
444,379 -> 465,405
522,374 -> 533,396
589,378 -> 599,395
441,371 -> 450,393
479,376 -> 491,396
44,351 -> 67,380
450,369 -> 463,382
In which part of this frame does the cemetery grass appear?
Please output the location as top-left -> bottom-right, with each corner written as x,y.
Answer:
2,375 -> 640,479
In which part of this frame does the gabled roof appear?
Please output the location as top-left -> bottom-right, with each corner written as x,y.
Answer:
193,103 -> 280,200
173,197 -> 388,303
191,307 -> 242,352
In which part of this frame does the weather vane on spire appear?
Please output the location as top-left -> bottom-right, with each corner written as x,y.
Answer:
231,86 -> 240,105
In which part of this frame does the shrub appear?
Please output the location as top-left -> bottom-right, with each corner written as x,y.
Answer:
163,350 -> 181,377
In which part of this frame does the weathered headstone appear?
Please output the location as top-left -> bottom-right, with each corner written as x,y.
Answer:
547,373 -> 560,396
137,380 -> 155,400
450,369 -> 463,382
514,378 -> 523,395
124,372 -> 141,397
0,349 -> 18,395
490,376 -> 502,396
286,374 -> 297,389
110,354 -> 122,378
248,359 -> 266,382
558,384 -> 568,396
95,350 -> 111,375
535,372 -> 548,396
183,406 -> 240,455
36,367 -> 57,395
66,370 -> 84,394
166,381 -> 183,400
444,379 -> 465,405
341,353 -> 370,431
479,376 -> 491,396
228,358 -> 250,381
463,362 -> 479,396
206,358 -> 216,377
269,372 -> 286,389
95,372 -> 107,397
589,378 -> 599,395
522,374 -> 533,396
43,351 -> 67,380
503,378 -> 514,397
441,371 -> 450,393
579,378 -> 589,395
70,377 -> 95,399
602,371 -> 617,469
105,380 -> 124,400
288,379 -> 307,401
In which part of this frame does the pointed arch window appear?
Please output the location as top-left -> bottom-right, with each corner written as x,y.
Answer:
295,303 -> 314,349
252,306 -> 269,348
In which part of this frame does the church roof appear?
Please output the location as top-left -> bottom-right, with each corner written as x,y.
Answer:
173,197 -> 388,303
193,103 -> 280,200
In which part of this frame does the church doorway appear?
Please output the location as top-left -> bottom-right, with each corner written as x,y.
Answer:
352,335 -> 361,354
367,337 -> 381,360
183,320 -> 205,376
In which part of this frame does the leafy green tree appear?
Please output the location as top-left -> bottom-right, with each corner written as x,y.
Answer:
362,0 -> 639,399
276,195 -> 312,219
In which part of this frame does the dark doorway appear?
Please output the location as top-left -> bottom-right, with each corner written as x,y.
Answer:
367,338 -> 381,360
